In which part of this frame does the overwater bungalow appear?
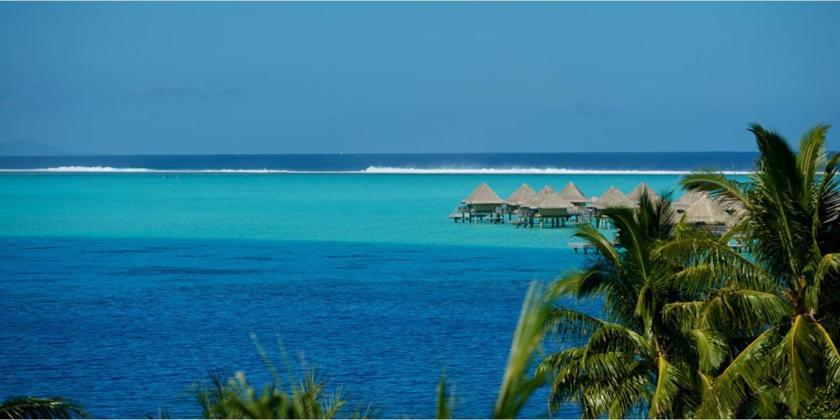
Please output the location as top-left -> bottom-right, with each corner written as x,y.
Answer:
450,180 -> 743,252
723,200 -> 747,226
514,186 -> 553,227
556,181 -> 589,220
557,182 -> 587,205
505,183 -> 536,209
628,182 -> 660,204
588,187 -> 634,228
450,182 -> 505,223
680,193 -> 731,234
521,185 -> 555,210
673,191 -> 706,212
535,193 -> 574,227
590,186 -> 634,210
463,182 -> 504,212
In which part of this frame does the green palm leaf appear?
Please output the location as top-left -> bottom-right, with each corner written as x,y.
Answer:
0,397 -> 87,419
492,282 -> 551,419
648,356 -> 686,418
697,326 -> 782,418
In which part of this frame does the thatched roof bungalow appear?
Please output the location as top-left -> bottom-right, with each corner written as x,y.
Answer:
522,186 -> 555,209
628,182 -> 660,204
506,183 -> 536,207
722,200 -> 747,227
682,194 -> 730,225
462,183 -> 505,212
557,182 -> 588,206
590,186 -> 634,209
537,193 -> 574,217
673,191 -> 706,211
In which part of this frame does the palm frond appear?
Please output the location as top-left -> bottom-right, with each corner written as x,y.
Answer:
697,326 -> 782,418
689,328 -> 728,372
700,289 -> 791,332
545,307 -> 604,342
658,232 -> 775,294
648,356 -> 686,418
796,123 -> 829,211
493,282 -> 551,419
776,316 -> 823,415
192,358 -> 350,418
0,397 -> 87,419
807,253 -> 840,310
585,323 -> 652,358
681,170 -> 749,205
662,301 -> 705,331
435,374 -> 454,419
816,152 -> 840,248
573,223 -> 622,267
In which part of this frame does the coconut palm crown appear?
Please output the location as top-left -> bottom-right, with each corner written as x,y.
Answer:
539,193 -> 724,418
676,124 -> 840,417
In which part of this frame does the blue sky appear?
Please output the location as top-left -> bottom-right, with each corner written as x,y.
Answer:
1,2 -> 838,154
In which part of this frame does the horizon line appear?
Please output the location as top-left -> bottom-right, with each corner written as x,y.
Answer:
0,151 -> 764,158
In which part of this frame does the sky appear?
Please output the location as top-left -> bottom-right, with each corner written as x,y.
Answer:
0,2 -> 838,154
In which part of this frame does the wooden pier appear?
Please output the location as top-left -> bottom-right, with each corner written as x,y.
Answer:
452,182 -> 743,255
569,241 -> 596,254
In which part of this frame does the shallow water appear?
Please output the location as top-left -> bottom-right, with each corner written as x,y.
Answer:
0,173 -> 683,247
0,173 -> 683,417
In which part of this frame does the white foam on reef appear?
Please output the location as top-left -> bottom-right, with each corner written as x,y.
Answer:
361,166 -> 752,175
0,166 -> 157,173
0,166 -> 752,175
0,166 -> 297,173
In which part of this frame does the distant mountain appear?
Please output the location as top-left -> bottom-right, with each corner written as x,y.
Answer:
0,141 -> 68,156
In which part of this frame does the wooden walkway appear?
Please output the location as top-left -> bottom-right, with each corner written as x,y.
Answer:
569,242 -> 596,254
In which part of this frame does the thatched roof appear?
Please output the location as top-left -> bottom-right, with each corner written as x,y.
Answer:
539,192 -> 574,210
591,186 -> 634,209
628,182 -> 660,203
522,185 -> 554,208
463,182 -> 504,205
683,194 -> 731,225
718,199 -> 745,213
674,191 -> 706,210
506,183 -> 536,206
557,182 -> 587,204
726,201 -> 748,226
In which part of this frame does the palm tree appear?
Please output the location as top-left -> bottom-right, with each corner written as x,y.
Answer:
677,123 -> 840,417
194,370 -> 347,419
194,334 -> 356,419
539,193 -> 718,418
0,396 -> 87,419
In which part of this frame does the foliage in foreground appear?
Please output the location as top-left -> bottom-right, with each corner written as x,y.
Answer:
800,382 -> 840,419
541,123 -> 840,418
0,397 -> 87,419
540,193 -> 721,418
194,369 -> 348,419
492,282 -> 554,419
680,124 -> 840,417
193,334 -> 359,419
435,282 -> 555,419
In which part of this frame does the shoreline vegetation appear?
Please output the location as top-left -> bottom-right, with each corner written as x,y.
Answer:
3,124 -> 839,419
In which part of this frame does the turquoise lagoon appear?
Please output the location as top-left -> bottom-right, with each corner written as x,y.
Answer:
0,173 -> 685,417
0,173 -> 683,246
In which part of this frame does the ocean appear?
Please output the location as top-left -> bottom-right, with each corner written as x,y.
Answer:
0,153 -> 751,418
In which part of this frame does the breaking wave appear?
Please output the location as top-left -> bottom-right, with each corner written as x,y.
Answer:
0,166 -> 751,175
359,166 -> 748,175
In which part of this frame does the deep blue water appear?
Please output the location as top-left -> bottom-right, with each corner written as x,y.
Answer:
0,236 -> 592,418
0,152 -> 757,172
0,153 -> 737,418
